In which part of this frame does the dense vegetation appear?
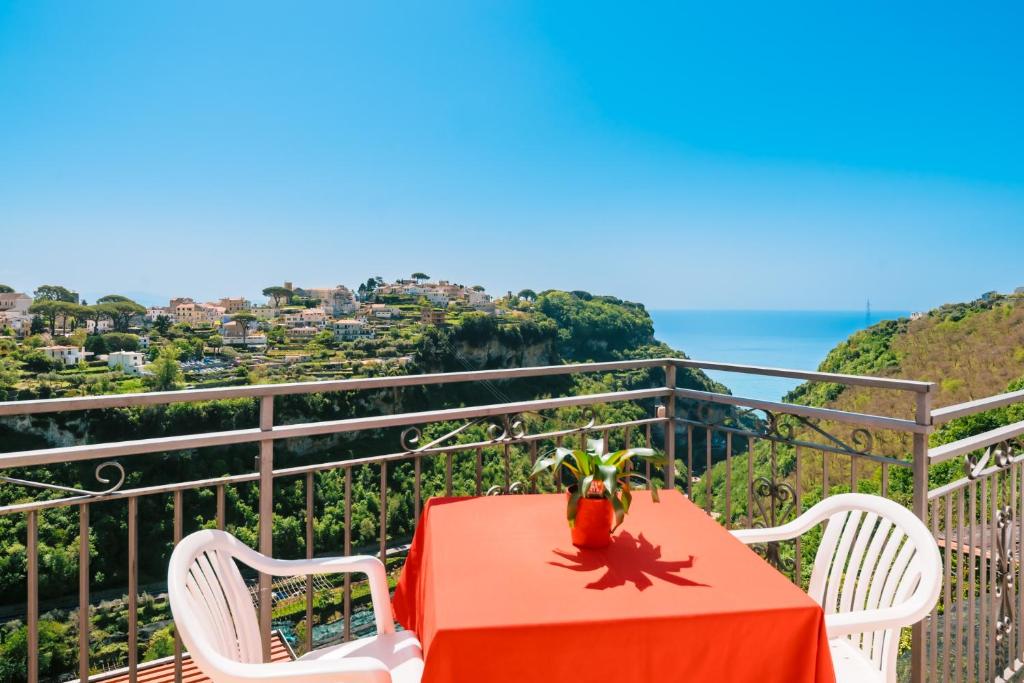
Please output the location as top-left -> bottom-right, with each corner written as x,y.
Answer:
0,289 -> 721,679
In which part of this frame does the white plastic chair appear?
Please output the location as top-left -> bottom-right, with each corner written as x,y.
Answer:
168,529 -> 423,683
732,493 -> 941,683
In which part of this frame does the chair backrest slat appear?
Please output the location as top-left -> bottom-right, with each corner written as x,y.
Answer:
800,494 -> 937,683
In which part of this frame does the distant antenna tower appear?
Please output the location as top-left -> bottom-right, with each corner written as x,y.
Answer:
866,299 -> 872,325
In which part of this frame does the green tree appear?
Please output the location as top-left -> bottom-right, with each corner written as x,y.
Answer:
153,314 -> 172,335
411,272 -> 430,282
147,345 -> 183,391
262,286 -> 291,307
0,357 -> 19,391
101,332 -> 140,352
231,312 -> 257,347
28,299 -> 61,332
517,289 -> 537,301
97,296 -> 145,332
209,334 -> 224,353
0,284 -> 14,293
33,284 -> 77,303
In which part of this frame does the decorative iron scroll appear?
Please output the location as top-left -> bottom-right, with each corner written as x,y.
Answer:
486,482 -> 526,496
0,461 -> 126,497
400,407 -> 598,454
996,504 -> 1015,641
964,440 -> 1015,480
694,405 -> 874,457
749,473 -> 798,572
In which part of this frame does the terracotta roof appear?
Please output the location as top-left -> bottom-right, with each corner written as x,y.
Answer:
75,631 -> 294,683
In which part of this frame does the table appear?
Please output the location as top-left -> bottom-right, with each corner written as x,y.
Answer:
393,491 -> 835,683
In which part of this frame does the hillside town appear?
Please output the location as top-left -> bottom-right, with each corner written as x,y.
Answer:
0,276 -> 513,398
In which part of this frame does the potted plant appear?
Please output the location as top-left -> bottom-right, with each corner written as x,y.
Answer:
530,439 -> 666,548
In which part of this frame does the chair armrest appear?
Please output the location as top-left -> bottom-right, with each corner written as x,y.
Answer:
731,510 -> 823,545
825,604 -> 922,638
245,554 -> 394,635
212,655 -> 392,683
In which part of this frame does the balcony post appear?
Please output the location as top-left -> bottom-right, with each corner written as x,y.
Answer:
910,383 -> 935,683
664,362 -> 677,491
257,395 -> 274,662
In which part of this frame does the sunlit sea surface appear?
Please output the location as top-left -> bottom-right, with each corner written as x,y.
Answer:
650,310 -> 909,401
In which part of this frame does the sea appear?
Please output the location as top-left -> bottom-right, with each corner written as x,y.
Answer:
650,310 -> 910,402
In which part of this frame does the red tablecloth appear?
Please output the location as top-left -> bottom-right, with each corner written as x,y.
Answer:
393,491 -> 834,683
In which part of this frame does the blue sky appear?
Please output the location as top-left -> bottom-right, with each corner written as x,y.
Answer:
1,1 -> 1022,310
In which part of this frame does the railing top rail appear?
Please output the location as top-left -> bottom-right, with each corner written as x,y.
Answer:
675,358 -> 936,393
931,387 -> 1024,424
928,418 -> 1024,464
0,358 -> 670,417
674,387 -> 930,434
0,387 -> 671,469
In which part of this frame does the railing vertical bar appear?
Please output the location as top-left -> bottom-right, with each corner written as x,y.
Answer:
445,452 -> 453,496
503,443 -> 511,493
850,455 -> 857,493
989,473 -> 998,679
1011,462 -> 1019,663
413,455 -> 421,526
967,479 -> 976,683
955,486 -> 964,683
881,462 -> 889,498
686,425 -> 693,499
78,504 -> 90,683
823,450 -> 830,499
725,432 -> 733,527
475,447 -> 483,496
555,436 -> 564,491
664,363 -> 676,491
644,425 -> 652,482
343,467 -> 352,642
257,395 -> 274,662
305,471 -> 314,655
704,427 -> 712,513
379,461 -> 388,567
624,425 -> 633,451
27,510 -> 38,683
1009,462 -> 1018,672
912,385 -> 934,683
746,436 -> 754,528
216,484 -> 226,530
173,491 -> 183,683
929,497 -> 938,681
980,475 -> 988,682
528,441 -> 538,493
794,445 -> 802,585
128,496 -> 138,682
943,491 -> 952,683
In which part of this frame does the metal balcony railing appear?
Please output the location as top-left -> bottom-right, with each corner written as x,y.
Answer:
0,358 -> 1021,682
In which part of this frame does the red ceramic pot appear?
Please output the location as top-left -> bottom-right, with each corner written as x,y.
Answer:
570,494 -> 613,549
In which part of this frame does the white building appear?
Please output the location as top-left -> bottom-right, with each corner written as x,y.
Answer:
0,292 -> 32,315
221,320 -> 268,347
332,319 -> 373,341
296,286 -> 357,316
108,351 -> 146,375
42,345 -> 89,366
86,319 -> 114,333
369,304 -> 401,319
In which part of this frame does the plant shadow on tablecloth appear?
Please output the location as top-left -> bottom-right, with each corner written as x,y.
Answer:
549,531 -> 707,591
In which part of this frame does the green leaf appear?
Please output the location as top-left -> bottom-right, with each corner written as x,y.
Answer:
610,494 -> 625,530
598,465 -> 618,497
530,457 -> 555,477
567,489 -> 581,528
621,484 -> 632,515
588,438 -> 605,457
579,474 -> 595,498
